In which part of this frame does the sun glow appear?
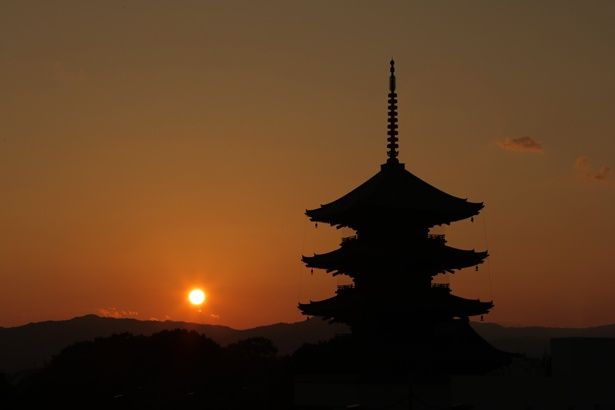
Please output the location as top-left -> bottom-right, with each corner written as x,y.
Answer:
188,288 -> 206,305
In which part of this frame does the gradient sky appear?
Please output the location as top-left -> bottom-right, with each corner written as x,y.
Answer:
1,1 -> 614,328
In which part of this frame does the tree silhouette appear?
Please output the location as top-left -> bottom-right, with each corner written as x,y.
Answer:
6,329 -> 291,409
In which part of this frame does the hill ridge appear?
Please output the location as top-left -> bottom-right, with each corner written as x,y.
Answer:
2,315 -> 615,374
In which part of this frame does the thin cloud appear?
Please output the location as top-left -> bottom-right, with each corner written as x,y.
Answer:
497,137 -> 543,153
98,307 -> 139,319
575,156 -> 611,182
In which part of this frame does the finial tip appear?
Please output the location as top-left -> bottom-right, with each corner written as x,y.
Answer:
388,59 -> 396,91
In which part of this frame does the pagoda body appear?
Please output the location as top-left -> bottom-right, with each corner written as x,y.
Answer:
299,61 -> 509,376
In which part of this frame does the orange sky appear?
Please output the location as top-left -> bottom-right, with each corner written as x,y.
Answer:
1,1 -> 614,328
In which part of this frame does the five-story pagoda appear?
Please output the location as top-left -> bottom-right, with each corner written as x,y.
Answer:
299,60 -> 509,375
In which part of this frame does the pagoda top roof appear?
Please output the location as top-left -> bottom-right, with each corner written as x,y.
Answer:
306,161 -> 483,228
305,60 -> 483,228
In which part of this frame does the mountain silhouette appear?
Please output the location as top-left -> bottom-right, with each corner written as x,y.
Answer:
0,315 -> 347,373
3,315 -> 615,374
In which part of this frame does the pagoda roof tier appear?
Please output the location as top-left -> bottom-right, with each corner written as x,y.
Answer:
298,286 -> 493,322
306,161 -> 484,229
302,240 -> 487,277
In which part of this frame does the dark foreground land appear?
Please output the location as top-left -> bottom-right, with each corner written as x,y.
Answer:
1,329 -> 416,409
2,316 -> 615,409
0,330 -> 291,409
2,330 -> 295,409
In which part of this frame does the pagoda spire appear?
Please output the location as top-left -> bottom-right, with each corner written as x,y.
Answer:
386,59 -> 399,163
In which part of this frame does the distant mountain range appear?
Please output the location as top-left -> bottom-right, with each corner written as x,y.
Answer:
0,315 -> 347,374
2,315 -> 615,374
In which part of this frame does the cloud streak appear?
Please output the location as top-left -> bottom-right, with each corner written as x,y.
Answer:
98,307 -> 139,319
497,137 -> 543,153
575,156 -> 611,182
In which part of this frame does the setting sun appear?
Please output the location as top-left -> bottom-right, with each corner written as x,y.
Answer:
188,289 -> 206,306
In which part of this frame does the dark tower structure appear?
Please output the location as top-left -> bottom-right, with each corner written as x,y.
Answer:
299,60 -> 508,375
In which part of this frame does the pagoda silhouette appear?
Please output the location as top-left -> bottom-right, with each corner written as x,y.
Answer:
299,60 -> 510,377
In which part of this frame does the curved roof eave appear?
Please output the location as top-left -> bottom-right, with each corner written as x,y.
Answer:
305,165 -> 484,225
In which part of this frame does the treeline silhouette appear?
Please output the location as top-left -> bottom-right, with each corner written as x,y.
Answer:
1,329 -> 325,409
